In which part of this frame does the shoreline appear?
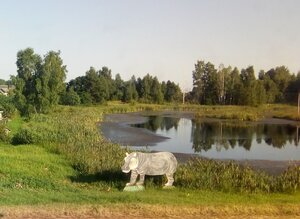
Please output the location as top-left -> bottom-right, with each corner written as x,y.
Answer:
100,111 -> 300,175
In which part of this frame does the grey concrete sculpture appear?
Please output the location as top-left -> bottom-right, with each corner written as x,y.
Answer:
121,152 -> 177,187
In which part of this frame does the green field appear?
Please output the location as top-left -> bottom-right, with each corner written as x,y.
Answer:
0,103 -> 299,217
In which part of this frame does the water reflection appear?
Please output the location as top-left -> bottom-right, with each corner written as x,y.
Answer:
133,116 -> 300,154
191,121 -> 299,152
134,116 -> 180,132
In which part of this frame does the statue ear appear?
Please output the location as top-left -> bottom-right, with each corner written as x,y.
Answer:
133,152 -> 137,157
125,152 -> 129,157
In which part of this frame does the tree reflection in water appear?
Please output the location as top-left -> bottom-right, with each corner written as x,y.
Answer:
133,116 -> 299,153
191,120 -> 299,152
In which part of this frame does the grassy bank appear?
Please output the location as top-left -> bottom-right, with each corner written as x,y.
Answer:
0,144 -> 299,205
0,143 -> 300,218
0,103 -> 299,217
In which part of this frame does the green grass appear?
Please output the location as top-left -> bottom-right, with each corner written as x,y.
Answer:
6,114 -> 24,134
0,143 -> 299,206
0,103 -> 299,208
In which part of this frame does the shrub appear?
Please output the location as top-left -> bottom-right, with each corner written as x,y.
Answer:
11,127 -> 35,145
0,95 -> 16,118
0,122 -> 11,142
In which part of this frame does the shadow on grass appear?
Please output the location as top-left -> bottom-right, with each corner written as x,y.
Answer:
69,170 -> 129,190
70,170 -> 167,190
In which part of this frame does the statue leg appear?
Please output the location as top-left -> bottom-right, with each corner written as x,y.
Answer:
165,173 -> 174,186
126,170 -> 138,186
136,174 -> 145,185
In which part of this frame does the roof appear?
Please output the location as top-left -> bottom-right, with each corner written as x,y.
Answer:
0,85 -> 14,95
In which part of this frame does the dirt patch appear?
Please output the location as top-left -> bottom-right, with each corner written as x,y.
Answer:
1,204 -> 300,219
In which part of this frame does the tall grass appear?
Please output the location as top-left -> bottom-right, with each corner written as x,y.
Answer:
12,103 -> 170,174
267,104 -> 300,121
194,105 -> 264,121
9,103 -> 300,193
176,158 -> 300,193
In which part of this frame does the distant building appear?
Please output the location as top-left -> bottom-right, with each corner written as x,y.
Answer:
0,85 -> 15,96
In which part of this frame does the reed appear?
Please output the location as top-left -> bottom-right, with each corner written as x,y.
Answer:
176,158 -> 300,193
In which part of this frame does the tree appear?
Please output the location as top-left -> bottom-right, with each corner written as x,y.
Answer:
13,48 -> 42,115
217,65 -> 231,104
112,73 -> 124,100
151,77 -> 163,104
60,87 -> 81,105
266,66 -> 292,102
85,67 -> 109,103
140,74 -> 153,102
98,66 -> 114,100
123,76 -> 138,102
0,95 -> 16,118
285,72 -> 300,104
164,80 -> 182,102
35,51 -> 67,112
258,71 -> 278,103
192,60 -> 205,103
240,66 -> 261,106
42,51 -> 66,105
256,80 -> 266,105
226,67 -> 242,105
192,61 -> 218,104
13,48 -> 67,115
0,79 -> 6,85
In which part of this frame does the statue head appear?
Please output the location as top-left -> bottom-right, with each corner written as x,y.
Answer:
121,152 -> 138,173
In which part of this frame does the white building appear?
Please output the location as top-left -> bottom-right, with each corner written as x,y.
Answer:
0,85 -> 14,96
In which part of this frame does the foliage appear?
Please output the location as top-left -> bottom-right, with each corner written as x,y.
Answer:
12,48 -> 66,116
60,87 -> 81,106
22,106 -> 128,174
68,70 -> 182,105
192,61 -> 219,104
11,127 -> 36,145
122,77 -> 138,102
0,95 -> 16,118
0,122 -> 10,142
191,60 -> 298,106
176,158 -> 300,193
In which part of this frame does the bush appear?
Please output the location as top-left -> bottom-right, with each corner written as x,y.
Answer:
0,122 -> 11,142
60,88 -> 81,106
11,127 -> 35,145
0,95 -> 16,118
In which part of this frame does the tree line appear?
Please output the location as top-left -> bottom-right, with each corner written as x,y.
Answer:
190,61 -> 300,106
65,67 -> 182,105
1,48 -> 299,116
10,48 -> 181,115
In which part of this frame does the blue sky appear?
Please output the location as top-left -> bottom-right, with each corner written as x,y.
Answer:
0,0 -> 299,90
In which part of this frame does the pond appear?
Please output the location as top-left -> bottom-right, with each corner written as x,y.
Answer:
128,115 -> 300,161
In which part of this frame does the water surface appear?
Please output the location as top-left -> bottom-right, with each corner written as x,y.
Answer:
130,116 -> 300,161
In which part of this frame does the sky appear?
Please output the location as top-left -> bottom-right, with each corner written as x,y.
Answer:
0,0 -> 299,90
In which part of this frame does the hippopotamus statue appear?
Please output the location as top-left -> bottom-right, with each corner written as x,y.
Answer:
121,152 -> 177,187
